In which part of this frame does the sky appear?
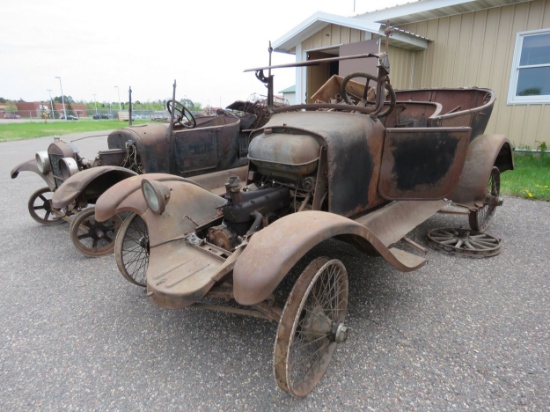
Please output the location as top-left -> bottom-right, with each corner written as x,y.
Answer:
1,0 -> 413,108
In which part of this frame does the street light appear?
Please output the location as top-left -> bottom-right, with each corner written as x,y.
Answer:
55,76 -> 66,120
47,89 -> 54,118
114,85 -> 121,111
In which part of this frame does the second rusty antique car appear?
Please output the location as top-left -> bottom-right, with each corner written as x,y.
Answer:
10,95 -> 270,257
93,51 -> 514,396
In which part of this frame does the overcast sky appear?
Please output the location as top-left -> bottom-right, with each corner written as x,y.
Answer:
1,0 -> 412,108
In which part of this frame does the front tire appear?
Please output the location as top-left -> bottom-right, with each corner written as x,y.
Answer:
69,208 -> 122,257
114,213 -> 149,286
274,257 -> 349,397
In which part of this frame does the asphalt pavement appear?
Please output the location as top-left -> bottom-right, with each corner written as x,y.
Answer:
0,134 -> 548,411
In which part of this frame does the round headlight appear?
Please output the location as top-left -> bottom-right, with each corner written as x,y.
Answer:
35,151 -> 50,174
59,157 -> 79,180
141,179 -> 171,215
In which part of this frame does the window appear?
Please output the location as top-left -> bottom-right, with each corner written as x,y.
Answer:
508,29 -> 550,104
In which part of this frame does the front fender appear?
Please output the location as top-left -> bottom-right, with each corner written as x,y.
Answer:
94,173 -> 192,222
449,134 -> 514,208
233,210 -> 427,306
11,158 -> 55,189
51,166 -> 138,209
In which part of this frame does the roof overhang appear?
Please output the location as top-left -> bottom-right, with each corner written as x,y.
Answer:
355,0 -> 533,26
272,11 -> 429,54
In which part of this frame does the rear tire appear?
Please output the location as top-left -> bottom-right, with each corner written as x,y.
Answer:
469,167 -> 500,232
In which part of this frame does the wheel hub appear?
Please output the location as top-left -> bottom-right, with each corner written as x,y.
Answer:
302,305 -> 332,342
332,323 -> 349,344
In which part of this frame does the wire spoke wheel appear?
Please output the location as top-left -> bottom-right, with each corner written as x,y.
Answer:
69,208 -> 122,257
274,257 -> 349,397
27,187 -> 65,226
469,167 -> 501,232
115,213 -> 149,286
428,227 -> 501,257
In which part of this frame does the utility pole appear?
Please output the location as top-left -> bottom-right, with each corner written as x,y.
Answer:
114,85 -> 121,110
93,94 -> 98,116
47,89 -> 55,118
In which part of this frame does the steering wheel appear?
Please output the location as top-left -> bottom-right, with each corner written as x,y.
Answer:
166,100 -> 196,128
340,72 -> 396,118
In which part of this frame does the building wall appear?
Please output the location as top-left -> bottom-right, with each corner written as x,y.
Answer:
399,0 -> 550,148
302,24 -> 364,50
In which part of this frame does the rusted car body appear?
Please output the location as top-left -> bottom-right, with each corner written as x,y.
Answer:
94,51 -> 514,396
10,103 -> 266,256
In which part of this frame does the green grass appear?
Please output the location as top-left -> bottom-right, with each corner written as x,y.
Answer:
501,152 -> 550,200
0,119 -> 148,141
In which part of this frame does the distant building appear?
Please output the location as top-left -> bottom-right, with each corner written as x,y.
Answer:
279,85 -> 296,105
14,102 -> 88,118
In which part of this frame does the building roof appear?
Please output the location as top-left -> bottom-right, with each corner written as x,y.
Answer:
279,85 -> 296,93
273,0 -> 532,54
356,0 -> 533,26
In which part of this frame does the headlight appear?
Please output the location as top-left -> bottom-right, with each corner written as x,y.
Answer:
59,157 -> 79,180
142,179 -> 171,215
35,151 -> 50,174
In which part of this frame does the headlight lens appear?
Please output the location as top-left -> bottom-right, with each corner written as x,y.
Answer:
141,179 -> 171,215
59,157 -> 79,180
35,151 -> 50,174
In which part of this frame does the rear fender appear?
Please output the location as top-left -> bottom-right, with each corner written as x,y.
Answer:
449,134 -> 514,208
233,210 -> 426,305
11,158 -> 55,190
51,166 -> 138,209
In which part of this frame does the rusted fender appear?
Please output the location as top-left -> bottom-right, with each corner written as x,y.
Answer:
10,158 -> 55,189
94,166 -> 248,222
233,210 -> 427,306
94,173 -> 191,222
448,134 -> 514,208
51,166 -> 138,209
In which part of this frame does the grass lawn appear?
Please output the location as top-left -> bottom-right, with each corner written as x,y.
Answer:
0,119 -> 148,141
501,152 -> 550,200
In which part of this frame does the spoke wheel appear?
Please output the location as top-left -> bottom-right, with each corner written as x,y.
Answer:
428,227 -> 501,257
469,167 -> 501,232
69,208 -> 122,257
115,213 -> 149,286
274,257 -> 349,397
27,187 -> 65,226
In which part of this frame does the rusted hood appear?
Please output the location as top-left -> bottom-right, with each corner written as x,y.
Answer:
52,166 -> 137,209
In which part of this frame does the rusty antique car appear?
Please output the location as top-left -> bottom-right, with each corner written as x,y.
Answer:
10,97 -> 269,257
94,51 -> 514,396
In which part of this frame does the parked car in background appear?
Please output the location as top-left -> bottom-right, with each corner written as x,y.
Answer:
92,114 -> 114,119
11,98 -> 272,258
4,113 -> 21,119
65,115 -> 78,120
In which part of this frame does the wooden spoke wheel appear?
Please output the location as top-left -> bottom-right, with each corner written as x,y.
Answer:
274,257 -> 349,397
469,167 -> 501,232
114,213 -> 149,286
69,208 -> 122,257
27,187 -> 65,226
428,227 -> 501,257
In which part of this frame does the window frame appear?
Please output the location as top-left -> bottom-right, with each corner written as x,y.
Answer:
507,28 -> 550,105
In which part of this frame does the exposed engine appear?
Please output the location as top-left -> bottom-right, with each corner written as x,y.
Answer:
205,126 -> 327,252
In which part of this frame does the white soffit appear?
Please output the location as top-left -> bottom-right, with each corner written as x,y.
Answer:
272,11 -> 429,54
